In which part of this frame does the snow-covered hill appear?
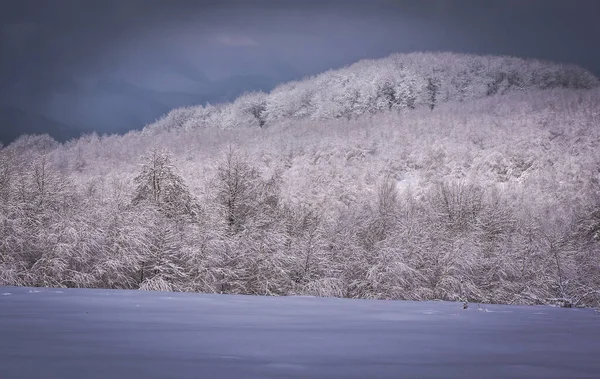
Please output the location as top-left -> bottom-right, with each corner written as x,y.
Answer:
145,52 -> 598,133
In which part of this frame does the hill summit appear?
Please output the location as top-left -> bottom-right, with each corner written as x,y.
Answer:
146,52 -> 598,133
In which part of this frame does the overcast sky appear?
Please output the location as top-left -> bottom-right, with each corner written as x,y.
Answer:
1,0 -> 599,143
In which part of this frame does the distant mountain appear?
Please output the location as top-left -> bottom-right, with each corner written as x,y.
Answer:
36,76 -> 284,137
30,79 -> 202,136
2,59 -> 297,144
115,63 -> 210,94
206,74 -> 281,102
0,105 -> 82,145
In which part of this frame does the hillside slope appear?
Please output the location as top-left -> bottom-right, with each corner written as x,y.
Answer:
145,52 -> 598,133
1,53 -> 599,307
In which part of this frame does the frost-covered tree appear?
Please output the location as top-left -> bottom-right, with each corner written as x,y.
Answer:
426,76 -> 441,110
215,146 -> 262,233
133,149 -> 197,218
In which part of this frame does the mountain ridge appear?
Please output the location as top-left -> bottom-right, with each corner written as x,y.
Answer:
144,52 -> 598,134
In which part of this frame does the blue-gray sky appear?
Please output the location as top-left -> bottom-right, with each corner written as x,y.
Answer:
1,0 -> 599,144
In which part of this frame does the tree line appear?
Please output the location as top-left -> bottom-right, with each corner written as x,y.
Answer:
1,54 -> 599,307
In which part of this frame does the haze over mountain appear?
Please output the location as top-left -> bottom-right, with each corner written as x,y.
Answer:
0,65 -> 295,144
0,105 -> 81,144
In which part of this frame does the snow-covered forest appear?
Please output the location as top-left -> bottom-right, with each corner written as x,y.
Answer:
1,52 -> 599,307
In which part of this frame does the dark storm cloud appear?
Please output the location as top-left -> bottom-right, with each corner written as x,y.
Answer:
1,0 -> 599,144
3,0 -> 599,80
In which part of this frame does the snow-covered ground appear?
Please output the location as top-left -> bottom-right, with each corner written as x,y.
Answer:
1,286 -> 598,379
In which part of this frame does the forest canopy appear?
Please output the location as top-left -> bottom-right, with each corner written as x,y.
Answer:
1,52 -> 599,307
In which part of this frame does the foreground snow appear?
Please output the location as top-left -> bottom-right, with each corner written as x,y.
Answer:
0,287 -> 599,379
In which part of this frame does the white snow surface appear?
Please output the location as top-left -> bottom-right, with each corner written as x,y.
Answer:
0,286 -> 599,379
